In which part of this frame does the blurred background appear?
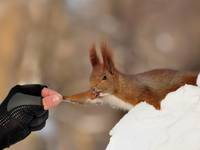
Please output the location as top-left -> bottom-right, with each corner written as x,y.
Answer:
1,0 -> 200,149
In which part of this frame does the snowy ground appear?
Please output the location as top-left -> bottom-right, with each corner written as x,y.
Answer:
106,74 -> 200,150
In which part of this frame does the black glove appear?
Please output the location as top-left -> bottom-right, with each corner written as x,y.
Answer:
0,84 -> 49,149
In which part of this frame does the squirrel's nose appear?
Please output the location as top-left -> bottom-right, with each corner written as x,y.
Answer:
91,87 -> 99,92
91,87 -> 97,92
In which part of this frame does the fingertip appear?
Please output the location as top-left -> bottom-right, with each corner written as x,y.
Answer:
42,88 -> 49,97
44,106 -> 49,110
42,99 -> 47,110
42,98 -> 46,106
42,93 -> 63,110
42,88 -> 62,98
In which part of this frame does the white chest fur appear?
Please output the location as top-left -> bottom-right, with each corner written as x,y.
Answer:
91,93 -> 133,111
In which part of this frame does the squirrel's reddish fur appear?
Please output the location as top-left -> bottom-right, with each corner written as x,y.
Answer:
63,44 -> 198,110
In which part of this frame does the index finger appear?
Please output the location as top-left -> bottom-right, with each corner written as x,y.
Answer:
41,88 -> 61,97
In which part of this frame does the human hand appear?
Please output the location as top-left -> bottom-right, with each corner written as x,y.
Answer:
0,84 -> 49,149
42,88 -> 63,110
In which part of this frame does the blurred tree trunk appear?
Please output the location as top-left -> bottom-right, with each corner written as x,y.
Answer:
0,1 -> 27,99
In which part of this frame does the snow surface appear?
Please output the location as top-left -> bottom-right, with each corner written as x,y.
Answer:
106,73 -> 200,150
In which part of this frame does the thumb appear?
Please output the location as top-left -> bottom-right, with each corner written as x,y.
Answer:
42,95 -> 62,110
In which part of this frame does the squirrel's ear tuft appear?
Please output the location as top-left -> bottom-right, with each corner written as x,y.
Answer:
90,44 -> 100,68
101,42 -> 115,74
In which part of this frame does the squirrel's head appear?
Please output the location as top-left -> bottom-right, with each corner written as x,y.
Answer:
89,43 -> 118,96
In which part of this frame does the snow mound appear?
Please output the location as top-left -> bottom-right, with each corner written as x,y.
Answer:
106,75 -> 200,150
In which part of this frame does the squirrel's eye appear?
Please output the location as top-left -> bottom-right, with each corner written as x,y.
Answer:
102,75 -> 107,80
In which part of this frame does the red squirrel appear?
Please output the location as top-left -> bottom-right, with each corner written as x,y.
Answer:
63,44 -> 198,110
